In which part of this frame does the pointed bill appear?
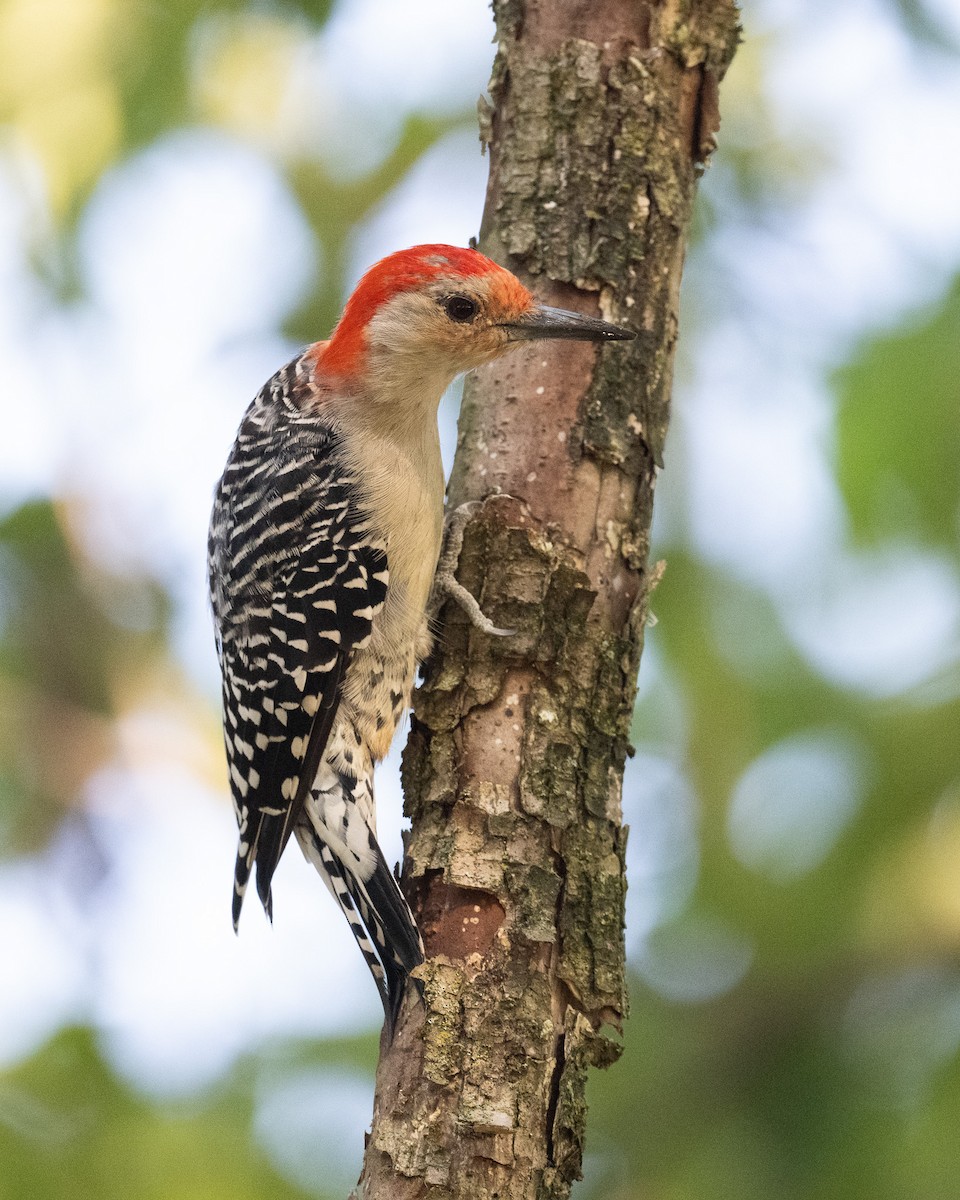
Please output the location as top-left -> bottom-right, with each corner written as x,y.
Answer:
500,304 -> 635,343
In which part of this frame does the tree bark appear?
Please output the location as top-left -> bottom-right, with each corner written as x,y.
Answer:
354,2 -> 739,1197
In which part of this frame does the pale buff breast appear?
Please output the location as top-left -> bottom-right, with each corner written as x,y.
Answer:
333,406 -> 445,763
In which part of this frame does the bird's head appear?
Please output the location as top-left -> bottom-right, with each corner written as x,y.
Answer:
313,244 -> 634,404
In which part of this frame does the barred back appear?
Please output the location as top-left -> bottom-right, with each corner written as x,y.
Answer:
208,353 -> 388,922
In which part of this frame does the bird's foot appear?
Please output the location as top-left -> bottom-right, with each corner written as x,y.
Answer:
431,500 -> 515,637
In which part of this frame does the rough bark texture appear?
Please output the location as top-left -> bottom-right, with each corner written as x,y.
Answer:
355,3 -> 739,1198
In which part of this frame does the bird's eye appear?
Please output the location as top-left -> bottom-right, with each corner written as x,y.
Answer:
442,295 -> 479,323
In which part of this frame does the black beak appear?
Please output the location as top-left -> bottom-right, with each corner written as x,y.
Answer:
501,304 -> 635,343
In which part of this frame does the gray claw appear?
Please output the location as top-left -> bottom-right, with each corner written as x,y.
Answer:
431,500 -> 515,636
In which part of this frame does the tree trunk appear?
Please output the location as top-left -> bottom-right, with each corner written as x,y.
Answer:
354,2 -> 739,1197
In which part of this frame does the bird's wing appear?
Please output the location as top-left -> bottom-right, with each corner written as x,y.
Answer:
210,398 -> 387,927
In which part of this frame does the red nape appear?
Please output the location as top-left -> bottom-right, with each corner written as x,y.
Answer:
313,244 -> 509,382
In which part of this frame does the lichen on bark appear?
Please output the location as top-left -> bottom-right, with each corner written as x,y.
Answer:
354,3 -> 739,1198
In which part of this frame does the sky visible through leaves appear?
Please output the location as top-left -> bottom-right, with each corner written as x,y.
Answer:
1,0 -> 959,1197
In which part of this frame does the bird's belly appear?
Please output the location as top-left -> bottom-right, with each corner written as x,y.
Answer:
340,632 -> 423,762
326,521 -> 439,768
329,414 -> 444,764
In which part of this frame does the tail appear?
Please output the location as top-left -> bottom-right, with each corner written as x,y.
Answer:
297,822 -> 424,1039
232,807 -> 286,930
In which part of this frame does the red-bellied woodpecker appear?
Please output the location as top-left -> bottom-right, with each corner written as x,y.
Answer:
208,244 -> 634,1035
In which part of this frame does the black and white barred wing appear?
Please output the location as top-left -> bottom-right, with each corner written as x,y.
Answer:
209,404 -> 387,928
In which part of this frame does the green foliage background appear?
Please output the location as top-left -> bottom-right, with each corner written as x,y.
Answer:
1,1 -> 959,1197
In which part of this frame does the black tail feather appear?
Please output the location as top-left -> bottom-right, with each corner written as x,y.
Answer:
357,831 -> 424,973
353,845 -> 424,1039
232,811 -> 282,931
298,826 -> 423,1039
254,813 -> 285,916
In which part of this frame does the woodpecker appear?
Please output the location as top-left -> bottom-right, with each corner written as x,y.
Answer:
208,244 -> 634,1035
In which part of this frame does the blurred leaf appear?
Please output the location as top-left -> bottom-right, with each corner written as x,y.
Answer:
3,0 -> 337,265
285,112 -> 473,341
886,0 -> 960,54
0,500 -> 166,709
584,966 -> 960,1200
615,538 -> 960,1197
0,1027 -> 311,1200
252,1028 -> 382,1082
835,276 -> 960,549
0,499 -> 169,854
